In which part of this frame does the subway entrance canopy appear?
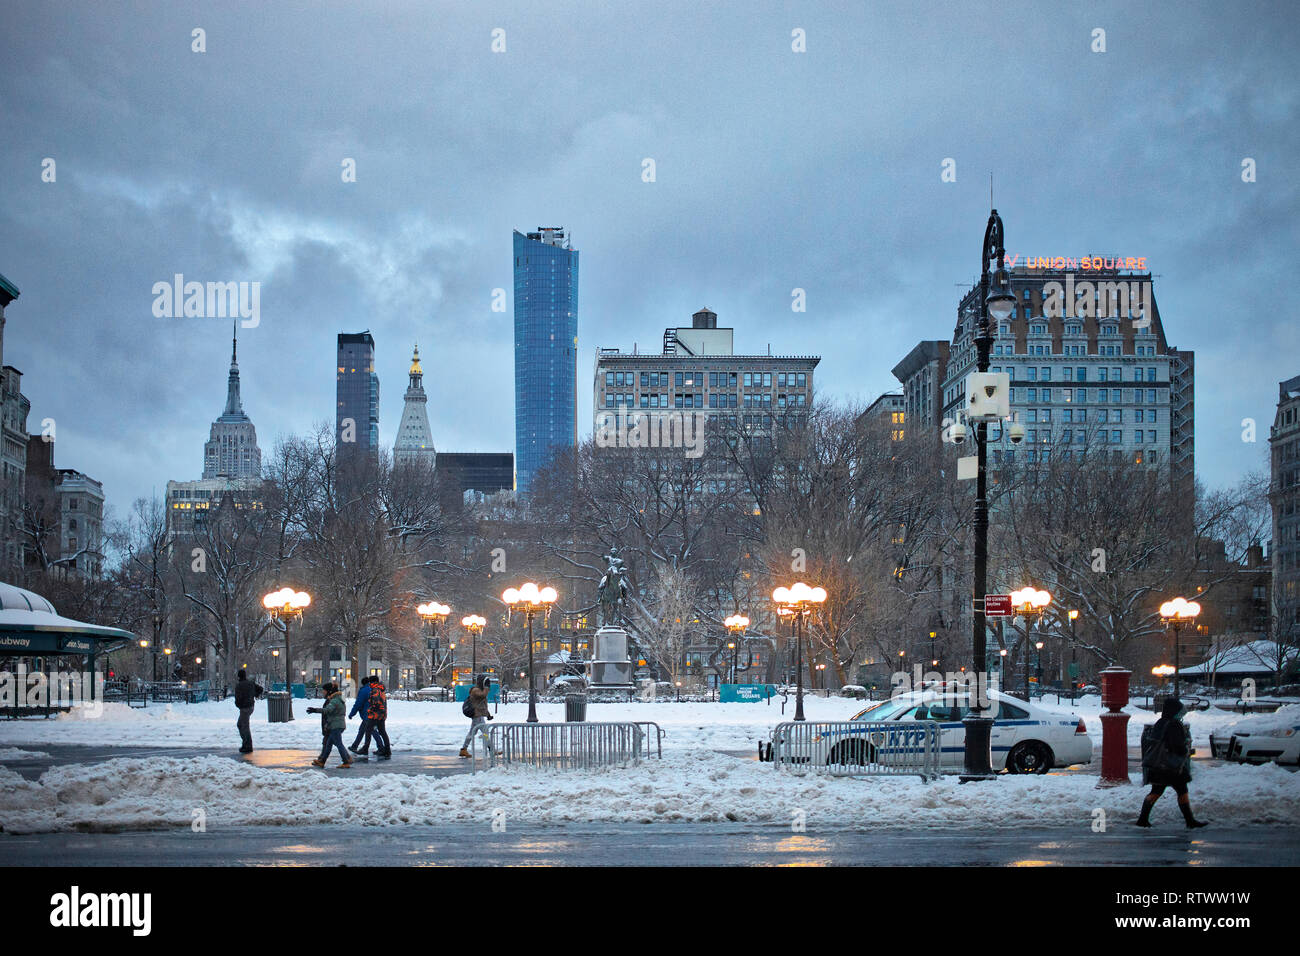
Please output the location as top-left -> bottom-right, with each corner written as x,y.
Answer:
0,581 -> 136,666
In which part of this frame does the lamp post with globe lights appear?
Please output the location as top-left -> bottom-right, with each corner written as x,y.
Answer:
263,587 -> 310,710
461,614 -> 487,682
724,613 -> 749,683
417,601 -> 451,686
1009,587 -> 1052,700
771,583 -> 826,721
962,208 -> 1017,782
502,583 -> 557,722
1159,597 -> 1202,699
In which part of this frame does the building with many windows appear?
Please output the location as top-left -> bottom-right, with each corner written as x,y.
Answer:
1270,374 -> 1300,641
337,331 -> 379,456
24,437 -> 104,577
513,227 -> 579,494
932,264 -> 1194,491
891,340 -> 949,434
860,391 -> 906,442
592,307 -> 818,436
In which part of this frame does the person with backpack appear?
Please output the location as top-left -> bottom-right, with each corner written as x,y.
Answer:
348,676 -> 375,758
307,683 -> 353,768
459,675 -> 495,758
1137,697 -> 1207,829
233,669 -> 263,754
366,676 -> 392,759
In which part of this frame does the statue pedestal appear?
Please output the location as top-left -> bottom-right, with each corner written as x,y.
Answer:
588,626 -> 635,691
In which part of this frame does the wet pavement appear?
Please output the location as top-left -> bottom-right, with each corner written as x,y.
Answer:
2,822 -> 1294,866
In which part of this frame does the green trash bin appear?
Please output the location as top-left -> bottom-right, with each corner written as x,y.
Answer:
266,691 -> 293,723
565,693 -> 587,722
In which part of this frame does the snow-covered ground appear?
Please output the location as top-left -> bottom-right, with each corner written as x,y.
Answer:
0,696 -> 862,753
0,694 -> 1263,752
1,750 -> 1296,835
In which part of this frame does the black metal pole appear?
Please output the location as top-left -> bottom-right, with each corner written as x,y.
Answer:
1071,618 -> 1078,701
962,209 -> 1004,781
794,609 -> 806,721
526,612 -> 538,722
1173,624 -> 1181,699
472,629 -> 478,681
284,616 -> 294,717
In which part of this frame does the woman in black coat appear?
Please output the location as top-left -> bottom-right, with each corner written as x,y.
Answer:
1137,697 -> 1208,829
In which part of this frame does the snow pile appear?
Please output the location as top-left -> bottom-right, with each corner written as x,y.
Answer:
1,751 -> 1296,835
1212,704 -> 1300,736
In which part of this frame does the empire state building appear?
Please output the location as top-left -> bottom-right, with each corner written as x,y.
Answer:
202,325 -> 262,479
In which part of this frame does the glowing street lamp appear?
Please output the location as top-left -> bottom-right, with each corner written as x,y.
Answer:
1009,587 -> 1052,700
724,614 -> 749,684
771,582 -> 827,721
263,587 -> 310,716
461,614 -> 487,682
502,583 -> 557,722
1159,597 -> 1202,698
418,601 -> 451,685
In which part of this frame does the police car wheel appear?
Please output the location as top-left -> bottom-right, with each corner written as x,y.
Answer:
828,740 -> 875,766
1006,741 -> 1052,774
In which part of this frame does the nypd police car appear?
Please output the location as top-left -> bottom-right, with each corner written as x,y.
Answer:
772,688 -> 1092,773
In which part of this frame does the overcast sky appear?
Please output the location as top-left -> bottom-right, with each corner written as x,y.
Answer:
1,0 -> 1296,521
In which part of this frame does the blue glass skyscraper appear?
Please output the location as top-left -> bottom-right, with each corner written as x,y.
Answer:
513,227 -> 578,494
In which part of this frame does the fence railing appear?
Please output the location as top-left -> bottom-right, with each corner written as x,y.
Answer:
763,720 -> 940,780
475,721 -> 665,771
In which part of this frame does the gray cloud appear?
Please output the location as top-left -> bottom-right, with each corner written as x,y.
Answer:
1,0 -> 1295,516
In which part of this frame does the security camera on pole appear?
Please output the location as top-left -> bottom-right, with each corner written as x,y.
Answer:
959,208 -> 1018,782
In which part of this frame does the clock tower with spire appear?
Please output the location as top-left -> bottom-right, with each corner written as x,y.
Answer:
393,344 -> 436,467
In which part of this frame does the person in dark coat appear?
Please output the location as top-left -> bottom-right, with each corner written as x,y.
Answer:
307,683 -> 352,768
348,676 -> 374,758
366,678 -> 391,759
1137,697 -> 1207,829
233,669 -> 263,754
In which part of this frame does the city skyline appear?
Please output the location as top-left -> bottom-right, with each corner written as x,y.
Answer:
1,0 -> 1296,516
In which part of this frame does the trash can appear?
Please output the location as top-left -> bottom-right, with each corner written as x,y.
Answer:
565,693 -> 587,722
266,690 -> 293,723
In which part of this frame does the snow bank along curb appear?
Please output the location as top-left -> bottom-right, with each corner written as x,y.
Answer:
1,751 -> 1296,835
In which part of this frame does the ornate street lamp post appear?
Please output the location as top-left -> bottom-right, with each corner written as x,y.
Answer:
1009,587 -> 1052,701
1159,597 -> 1202,699
724,613 -> 749,684
771,583 -> 826,721
263,587 -> 310,715
963,208 -> 1017,782
502,583 -> 557,723
461,615 -> 487,682
418,601 -> 450,686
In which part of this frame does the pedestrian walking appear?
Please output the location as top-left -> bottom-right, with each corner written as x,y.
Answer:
459,674 -> 495,758
1137,697 -> 1207,829
348,676 -> 375,759
233,668 -> 263,754
367,677 -> 392,759
308,683 -> 353,768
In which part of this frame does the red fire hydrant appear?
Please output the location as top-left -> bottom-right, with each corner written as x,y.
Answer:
1097,665 -> 1131,786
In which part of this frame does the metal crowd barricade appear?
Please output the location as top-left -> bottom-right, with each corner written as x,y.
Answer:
475,721 -> 665,771
766,720 -> 940,780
